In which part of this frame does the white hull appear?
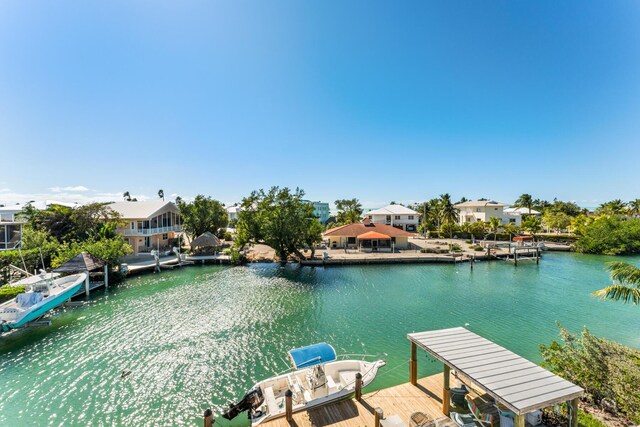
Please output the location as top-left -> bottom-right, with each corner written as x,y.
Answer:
248,359 -> 385,426
0,273 -> 87,332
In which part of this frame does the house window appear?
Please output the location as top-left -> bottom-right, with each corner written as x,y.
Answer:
130,222 -> 135,229
162,233 -> 168,240
347,237 -> 356,244
494,208 -> 498,211
476,208 -> 481,212
408,215 -> 414,220
368,215 -> 372,219
395,215 -> 401,220
386,215 -> 391,221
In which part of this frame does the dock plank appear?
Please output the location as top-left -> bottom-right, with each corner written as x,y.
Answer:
261,374 -> 455,427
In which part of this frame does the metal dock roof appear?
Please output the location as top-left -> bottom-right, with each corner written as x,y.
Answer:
408,327 -> 584,415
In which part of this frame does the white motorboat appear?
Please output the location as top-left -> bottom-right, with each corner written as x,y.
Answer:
0,272 -> 87,332
222,343 -> 385,425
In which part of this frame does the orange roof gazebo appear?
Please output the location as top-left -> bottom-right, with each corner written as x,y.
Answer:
357,231 -> 391,240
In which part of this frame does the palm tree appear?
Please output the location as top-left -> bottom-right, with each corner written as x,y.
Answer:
596,199 -> 626,216
158,189 -> 164,201
439,193 -> 459,237
488,217 -> 501,243
503,222 -> 519,242
627,199 -> 640,217
123,191 -> 131,201
593,262 -> 640,304
514,194 -> 534,214
522,216 -> 542,237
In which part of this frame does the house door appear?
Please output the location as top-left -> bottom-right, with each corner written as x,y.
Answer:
372,240 -> 378,251
144,236 -> 151,248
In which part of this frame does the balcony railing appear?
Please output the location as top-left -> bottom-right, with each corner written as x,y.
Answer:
120,225 -> 182,236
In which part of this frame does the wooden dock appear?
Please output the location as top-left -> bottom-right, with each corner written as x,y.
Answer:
261,373 -> 455,427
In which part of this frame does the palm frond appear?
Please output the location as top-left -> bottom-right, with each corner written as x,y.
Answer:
606,262 -> 640,287
592,285 -> 640,304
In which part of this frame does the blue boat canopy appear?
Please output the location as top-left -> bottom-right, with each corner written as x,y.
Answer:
288,343 -> 337,369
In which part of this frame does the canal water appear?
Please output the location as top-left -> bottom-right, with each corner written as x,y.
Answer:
1,252 -> 639,426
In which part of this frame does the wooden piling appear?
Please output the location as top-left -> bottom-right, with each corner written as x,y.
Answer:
104,264 -> 109,289
355,372 -> 362,400
203,408 -> 214,427
409,341 -> 417,385
285,390 -> 293,422
514,414 -> 525,427
442,364 -> 451,416
84,270 -> 90,296
374,407 -> 383,427
568,398 -> 579,427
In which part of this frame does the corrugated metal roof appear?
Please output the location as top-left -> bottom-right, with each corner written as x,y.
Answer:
408,327 -> 583,415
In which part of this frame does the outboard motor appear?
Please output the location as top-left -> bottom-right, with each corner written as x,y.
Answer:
221,388 -> 264,420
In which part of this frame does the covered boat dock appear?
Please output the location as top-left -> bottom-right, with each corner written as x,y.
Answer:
409,327 -> 584,427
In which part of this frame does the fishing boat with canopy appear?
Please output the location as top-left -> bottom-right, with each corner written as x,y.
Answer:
221,342 -> 385,425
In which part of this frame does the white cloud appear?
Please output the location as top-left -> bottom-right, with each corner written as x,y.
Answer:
0,188 -> 10,193
50,185 -> 90,193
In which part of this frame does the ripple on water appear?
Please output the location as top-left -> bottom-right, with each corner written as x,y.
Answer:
0,255 -> 639,426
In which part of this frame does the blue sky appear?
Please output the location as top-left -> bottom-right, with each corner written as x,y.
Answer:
1,1 -> 639,209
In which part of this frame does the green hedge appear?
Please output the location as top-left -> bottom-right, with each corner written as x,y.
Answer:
0,285 -> 26,303
538,234 -> 578,244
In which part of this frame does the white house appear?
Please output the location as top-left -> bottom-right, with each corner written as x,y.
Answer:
364,204 -> 420,232
109,200 -> 182,255
226,205 -> 240,223
454,200 -> 521,226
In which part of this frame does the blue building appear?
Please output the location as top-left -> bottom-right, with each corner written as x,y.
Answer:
303,200 -> 331,224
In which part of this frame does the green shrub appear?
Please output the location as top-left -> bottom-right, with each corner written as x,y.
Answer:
223,231 -> 233,241
229,248 -> 246,265
539,234 -> 579,244
574,217 -> 640,255
0,285 -> 26,303
450,243 -> 462,252
473,245 -> 484,252
52,237 -> 132,283
464,239 -> 472,244
540,324 -> 640,423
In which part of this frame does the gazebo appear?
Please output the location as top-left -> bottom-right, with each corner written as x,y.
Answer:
190,232 -> 222,253
408,327 -> 584,427
357,231 -> 392,252
53,252 -> 108,296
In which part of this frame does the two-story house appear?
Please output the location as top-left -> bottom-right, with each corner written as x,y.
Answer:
0,205 -> 23,251
109,200 -> 182,255
454,200 -> 521,226
364,204 -> 420,232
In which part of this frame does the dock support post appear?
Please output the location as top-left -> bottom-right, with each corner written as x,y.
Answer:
203,408 -> 214,427
568,398 -> 579,427
355,372 -> 362,400
374,407 -> 384,427
84,270 -> 90,296
285,389 -> 293,422
514,250 -> 518,267
443,364 -> 451,416
536,248 -> 540,264
514,414 -> 525,427
104,264 -> 109,290
409,341 -> 417,385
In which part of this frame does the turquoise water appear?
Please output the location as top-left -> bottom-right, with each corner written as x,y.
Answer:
0,252 -> 639,427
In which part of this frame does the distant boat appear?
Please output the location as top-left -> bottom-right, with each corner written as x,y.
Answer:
0,272 -> 87,332
222,343 -> 385,425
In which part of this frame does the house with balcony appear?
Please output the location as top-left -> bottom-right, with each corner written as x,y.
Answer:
109,200 -> 182,255
364,204 -> 420,232
454,200 -> 521,226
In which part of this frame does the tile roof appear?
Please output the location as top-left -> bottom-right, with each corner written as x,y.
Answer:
324,222 -> 414,237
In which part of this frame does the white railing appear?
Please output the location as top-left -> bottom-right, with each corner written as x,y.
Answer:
120,225 -> 182,236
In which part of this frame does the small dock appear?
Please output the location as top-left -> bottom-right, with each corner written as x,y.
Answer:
261,374 -> 455,427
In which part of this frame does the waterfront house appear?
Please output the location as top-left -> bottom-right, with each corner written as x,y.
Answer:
454,200 -> 521,226
226,205 -> 241,224
109,200 -> 182,255
324,221 -> 414,251
364,204 -> 420,232
0,205 -> 25,251
303,200 -> 331,224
